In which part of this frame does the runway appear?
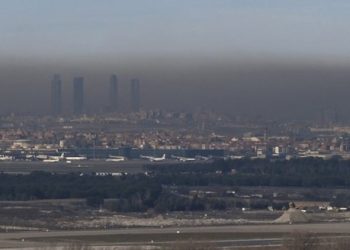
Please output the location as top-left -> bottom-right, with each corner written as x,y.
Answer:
1,222 -> 350,249
0,159 -> 211,175
2,222 -> 350,238
0,159 -> 179,175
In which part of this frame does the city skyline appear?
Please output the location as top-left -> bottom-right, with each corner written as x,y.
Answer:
51,74 -> 143,115
109,74 -> 119,112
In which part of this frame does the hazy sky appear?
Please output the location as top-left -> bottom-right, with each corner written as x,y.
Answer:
1,1 -> 350,119
1,0 -> 350,62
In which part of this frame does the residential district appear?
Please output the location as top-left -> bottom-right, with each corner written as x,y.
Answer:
0,109 -> 350,162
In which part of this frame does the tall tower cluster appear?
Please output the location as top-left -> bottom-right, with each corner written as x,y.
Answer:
50,74 -> 141,115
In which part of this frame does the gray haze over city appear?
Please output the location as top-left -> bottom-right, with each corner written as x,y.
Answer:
1,0 -> 350,120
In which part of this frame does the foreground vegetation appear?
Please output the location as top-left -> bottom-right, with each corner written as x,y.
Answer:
1,157 -> 350,211
148,157 -> 350,187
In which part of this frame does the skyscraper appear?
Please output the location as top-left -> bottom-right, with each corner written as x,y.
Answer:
109,74 -> 119,111
73,77 -> 84,115
51,74 -> 62,116
130,78 -> 140,112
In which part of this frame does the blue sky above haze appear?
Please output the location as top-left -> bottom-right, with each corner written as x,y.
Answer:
0,0 -> 350,63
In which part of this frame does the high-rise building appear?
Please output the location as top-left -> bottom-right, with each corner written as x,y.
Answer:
51,74 -> 62,115
109,74 -> 119,111
130,78 -> 140,112
73,77 -> 84,115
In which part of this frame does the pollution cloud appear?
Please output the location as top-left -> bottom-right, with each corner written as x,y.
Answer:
0,56 -> 350,121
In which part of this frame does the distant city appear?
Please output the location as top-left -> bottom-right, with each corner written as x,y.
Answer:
1,103 -> 350,163
0,73 -> 345,164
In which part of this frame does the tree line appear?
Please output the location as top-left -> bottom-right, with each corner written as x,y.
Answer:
0,157 -> 349,211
